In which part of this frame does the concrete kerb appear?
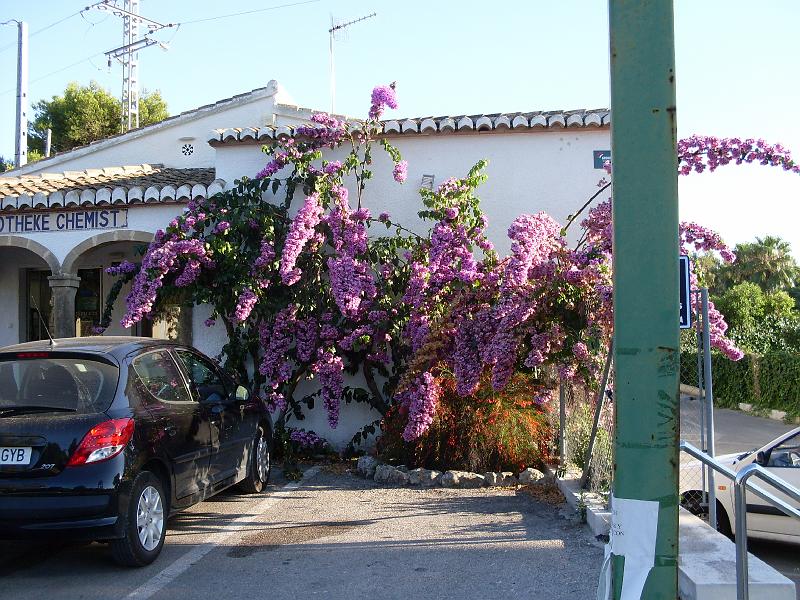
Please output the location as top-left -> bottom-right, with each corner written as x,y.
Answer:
546,465 -> 611,538
549,465 -> 796,600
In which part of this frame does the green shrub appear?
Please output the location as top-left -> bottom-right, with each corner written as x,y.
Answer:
681,350 -> 800,415
711,353 -> 754,409
757,352 -> 800,415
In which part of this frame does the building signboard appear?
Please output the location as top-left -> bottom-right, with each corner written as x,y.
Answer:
679,255 -> 691,329
0,209 -> 128,234
593,149 -> 612,169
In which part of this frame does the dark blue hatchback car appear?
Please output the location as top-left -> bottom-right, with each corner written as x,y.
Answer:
0,337 -> 272,566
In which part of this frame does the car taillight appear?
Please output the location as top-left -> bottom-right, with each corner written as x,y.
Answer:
67,418 -> 135,466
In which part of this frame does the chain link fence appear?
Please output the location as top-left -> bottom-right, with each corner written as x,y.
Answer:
678,290 -> 714,510
556,288 -> 712,505
557,356 -> 614,499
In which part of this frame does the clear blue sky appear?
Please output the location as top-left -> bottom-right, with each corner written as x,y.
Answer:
1,0 -> 799,256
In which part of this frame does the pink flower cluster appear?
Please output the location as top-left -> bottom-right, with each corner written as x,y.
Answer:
368,84 -> 398,119
296,113 -> 347,149
280,193 -> 324,285
258,306 -> 298,412
291,316 -> 317,363
106,260 -> 137,276
122,237 -> 214,327
233,288 -> 258,323
398,372 -> 441,442
393,160 -> 408,183
312,348 -> 345,428
325,194 -> 376,319
289,428 -> 328,449
681,222 -> 736,262
678,135 -> 800,176
253,241 -> 275,270
503,213 -> 562,289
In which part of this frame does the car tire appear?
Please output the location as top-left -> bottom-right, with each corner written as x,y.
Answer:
110,471 -> 167,567
716,503 -> 733,539
238,426 -> 271,494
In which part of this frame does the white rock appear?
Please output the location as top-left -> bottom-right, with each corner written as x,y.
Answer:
357,455 -> 379,478
499,472 -> 517,486
442,470 -> 484,488
441,470 -> 461,487
483,472 -> 499,486
409,468 -> 441,487
374,464 -> 410,485
460,472 -> 486,488
519,468 -> 544,484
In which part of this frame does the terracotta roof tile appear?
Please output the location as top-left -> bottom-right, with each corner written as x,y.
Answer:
208,108 -> 611,145
0,165 -> 223,211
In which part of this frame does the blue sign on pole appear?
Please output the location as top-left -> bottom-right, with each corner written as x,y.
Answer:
679,255 -> 691,329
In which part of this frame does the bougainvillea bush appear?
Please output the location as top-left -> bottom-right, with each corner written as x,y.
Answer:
98,83 -> 797,458
378,371 -> 554,473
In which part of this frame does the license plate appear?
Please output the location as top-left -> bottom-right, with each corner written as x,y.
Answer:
0,447 -> 32,465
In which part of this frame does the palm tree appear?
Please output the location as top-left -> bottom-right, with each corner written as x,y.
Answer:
719,236 -> 799,293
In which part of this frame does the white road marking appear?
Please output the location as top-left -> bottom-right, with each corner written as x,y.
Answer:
126,466 -> 322,600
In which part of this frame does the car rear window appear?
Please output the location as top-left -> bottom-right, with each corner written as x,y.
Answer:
0,357 -> 119,414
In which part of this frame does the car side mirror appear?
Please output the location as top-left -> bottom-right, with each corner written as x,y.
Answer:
755,450 -> 769,466
235,385 -> 249,402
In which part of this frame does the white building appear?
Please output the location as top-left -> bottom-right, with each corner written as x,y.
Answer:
0,80 -> 610,445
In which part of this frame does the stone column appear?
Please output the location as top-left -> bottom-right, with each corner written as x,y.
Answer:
178,304 -> 194,346
48,273 -> 80,339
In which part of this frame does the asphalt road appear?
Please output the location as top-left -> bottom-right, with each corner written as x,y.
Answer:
0,467 -> 603,600
680,395 -> 795,456
680,395 -> 800,596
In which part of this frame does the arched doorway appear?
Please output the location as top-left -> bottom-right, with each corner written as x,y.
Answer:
0,236 -> 61,346
63,231 -> 192,343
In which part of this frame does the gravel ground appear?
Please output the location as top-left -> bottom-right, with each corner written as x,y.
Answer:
0,467 -> 604,600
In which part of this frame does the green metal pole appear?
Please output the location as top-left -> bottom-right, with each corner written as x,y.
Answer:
609,1 -> 680,599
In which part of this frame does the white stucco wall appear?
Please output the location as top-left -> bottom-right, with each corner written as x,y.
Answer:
215,128 -> 611,253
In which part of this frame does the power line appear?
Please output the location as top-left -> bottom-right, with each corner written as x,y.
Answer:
0,10 -> 82,54
178,0 -> 321,26
0,0 -> 322,98
0,52 -> 105,97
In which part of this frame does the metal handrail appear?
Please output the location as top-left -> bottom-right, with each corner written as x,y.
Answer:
680,441 -> 800,600
734,464 -> 800,600
680,440 -> 737,481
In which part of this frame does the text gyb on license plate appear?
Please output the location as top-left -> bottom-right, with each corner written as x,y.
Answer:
0,447 -> 32,465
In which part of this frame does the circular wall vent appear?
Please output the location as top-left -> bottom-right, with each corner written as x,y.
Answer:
181,143 -> 194,156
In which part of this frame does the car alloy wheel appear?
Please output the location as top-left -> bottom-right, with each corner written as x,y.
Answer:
256,436 -> 270,483
238,426 -> 271,494
136,485 -> 164,552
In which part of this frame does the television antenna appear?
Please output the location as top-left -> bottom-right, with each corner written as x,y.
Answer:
329,12 -> 376,114
85,1 -> 176,132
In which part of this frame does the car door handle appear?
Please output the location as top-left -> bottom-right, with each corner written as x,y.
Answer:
164,425 -> 178,437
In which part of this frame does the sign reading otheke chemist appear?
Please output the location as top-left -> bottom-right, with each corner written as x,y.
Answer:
0,209 -> 128,234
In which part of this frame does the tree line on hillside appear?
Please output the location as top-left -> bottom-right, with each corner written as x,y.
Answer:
692,235 -> 800,354
1,81 -> 169,170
